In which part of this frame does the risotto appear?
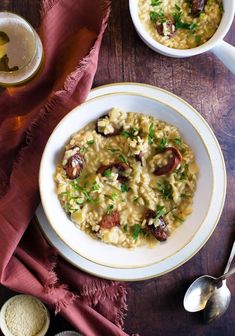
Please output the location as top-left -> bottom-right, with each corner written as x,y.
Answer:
54,108 -> 199,248
138,0 -> 223,49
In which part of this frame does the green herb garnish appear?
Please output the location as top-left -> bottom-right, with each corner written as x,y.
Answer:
107,147 -> 120,153
80,146 -> 88,153
121,183 -> 128,193
107,204 -> 114,214
123,224 -> 128,232
119,154 -> 128,164
195,35 -> 201,45
179,163 -> 189,180
132,224 -> 140,240
103,169 -> 112,177
148,123 -> 155,144
92,182 -> 100,191
172,5 -> 197,31
87,139 -> 94,145
157,181 -> 173,200
156,204 -> 165,218
151,0 -> 162,6
173,138 -> 182,145
121,127 -> 139,140
105,193 -> 118,201
158,138 -> 168,150
76,198 -> 84,205
150,9 -> 165,23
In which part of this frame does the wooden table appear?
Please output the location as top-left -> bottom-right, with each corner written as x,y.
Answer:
0,1 -> 234,335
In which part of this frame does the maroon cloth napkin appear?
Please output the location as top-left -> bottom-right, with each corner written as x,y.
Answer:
0,1 -> 129,335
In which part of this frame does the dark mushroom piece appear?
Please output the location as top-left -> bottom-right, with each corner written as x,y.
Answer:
63,147 -> 84,180
99,210 -> 120,229
95,117 -> 122,136
135,151 -> 144,166
97,162 -> 130,182
190,0 -> 207,17
144,209 -> 168,242
154,147 -> 182,176
156,20 -> 175,37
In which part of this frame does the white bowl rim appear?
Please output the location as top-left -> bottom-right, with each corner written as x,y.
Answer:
129,0 -> 235,57
39,86 -> 226,269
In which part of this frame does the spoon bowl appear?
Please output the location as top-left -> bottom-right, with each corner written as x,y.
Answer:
204,281 -> 231,323
183,275 -> 216,312
183,239 -> 235,321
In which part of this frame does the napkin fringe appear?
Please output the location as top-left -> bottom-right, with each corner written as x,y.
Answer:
43,252 -> 79,314
113,285 -> 128,329
54,287 -> 78,314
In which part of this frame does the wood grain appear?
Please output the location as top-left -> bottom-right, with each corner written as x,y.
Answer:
0,1 -> 234,336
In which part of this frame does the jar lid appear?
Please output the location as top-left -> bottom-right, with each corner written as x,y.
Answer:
0,295 -> 50,336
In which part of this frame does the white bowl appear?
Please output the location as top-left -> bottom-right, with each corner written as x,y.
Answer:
129,0 -> 235,73
39,88 -> 226,269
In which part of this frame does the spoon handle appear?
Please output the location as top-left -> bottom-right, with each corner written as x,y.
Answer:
220,266 -> 235,281
224,239 -> 235,274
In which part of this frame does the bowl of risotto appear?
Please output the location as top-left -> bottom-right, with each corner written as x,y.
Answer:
39,88 -> 226,269
129,0 -> 235,73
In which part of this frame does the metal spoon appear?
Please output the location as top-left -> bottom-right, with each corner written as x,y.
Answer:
183,239 -> 235,315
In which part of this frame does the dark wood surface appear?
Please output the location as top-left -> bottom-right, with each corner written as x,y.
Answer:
0,1 -> 235,336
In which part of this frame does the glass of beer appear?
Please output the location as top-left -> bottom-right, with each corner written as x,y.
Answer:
0,12 -> 43,86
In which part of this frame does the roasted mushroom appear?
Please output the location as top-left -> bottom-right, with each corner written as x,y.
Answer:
97,162 -> 130,182
190,0 -> 207,17
135,151 -> 144,166
99,210 -> 120,229
154,147 -> 182,176
63,147 -> 84,180
156,20 -> 175,37
144,209 -> 168,241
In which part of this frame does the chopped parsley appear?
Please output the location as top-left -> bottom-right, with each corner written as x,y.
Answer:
179,163 -> 189,180
91,182 -> 100,191
195,35 -> 201,45
80,146 -> 88,153
173,138 -> 182,145
103,168 -> 112,177
172,4 -> 197,31
107,204 -> 114,214
132,224 -> 141,240
157,181 -> 173,200
121,183 -> 128,193
76,198 -> 84,205
119,154 -> 128,164
151,0 -> 162,5
148,123 -> 155,144
150,9 -> 165,23
87,139 -> 94,145
121,127 -> 139,140
107,147 -> 120,153
105,193 -> 118,201
64,203 -> 76,214
156,204 -> 165,218
123,224 -> 128,232
158,138 -> 168,150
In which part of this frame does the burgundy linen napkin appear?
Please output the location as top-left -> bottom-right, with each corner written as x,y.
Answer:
0,1 -> 129,335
